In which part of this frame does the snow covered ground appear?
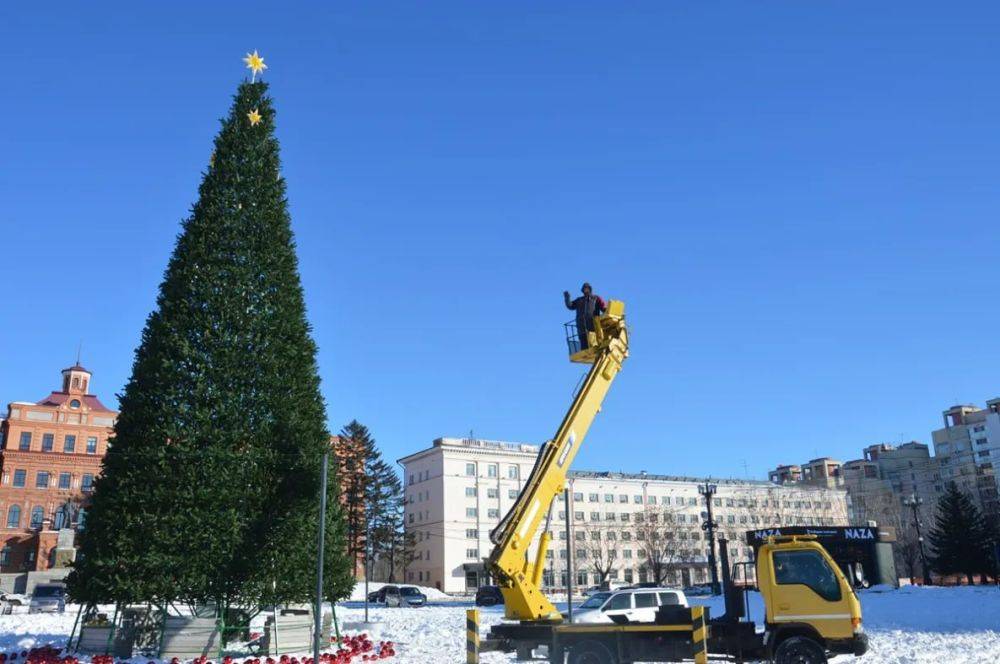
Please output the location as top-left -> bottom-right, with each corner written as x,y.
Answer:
0,585 -> 996,663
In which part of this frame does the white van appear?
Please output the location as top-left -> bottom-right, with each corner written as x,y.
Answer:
571,588 -> 688,624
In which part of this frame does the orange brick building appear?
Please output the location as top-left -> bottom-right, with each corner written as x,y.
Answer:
331,434 -> 367,578
0,364 -> 117,572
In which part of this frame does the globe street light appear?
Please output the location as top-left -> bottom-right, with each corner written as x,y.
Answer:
699,481 -> 721,595
903,493 -> 933,586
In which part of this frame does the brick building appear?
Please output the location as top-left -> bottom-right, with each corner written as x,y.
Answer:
0,364 -> 117,572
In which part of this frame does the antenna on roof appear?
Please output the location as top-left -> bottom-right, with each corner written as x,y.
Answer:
75,341 -> 82,366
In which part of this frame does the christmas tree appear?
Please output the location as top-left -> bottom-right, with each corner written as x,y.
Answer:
68,52 -> 353,607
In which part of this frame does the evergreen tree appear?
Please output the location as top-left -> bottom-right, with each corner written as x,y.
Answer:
68,74 -> 353,607
928,482 -> 993,584
338,420 -> 375,573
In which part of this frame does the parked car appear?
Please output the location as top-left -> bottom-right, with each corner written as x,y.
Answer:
29,584 -> 66,614
368,585 -> 427,607
398,586 -> 427,607
0,593 -> 27,607
475,585 -> 504,607
571,588 -> 687,625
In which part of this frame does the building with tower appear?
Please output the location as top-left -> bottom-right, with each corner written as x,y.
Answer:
0,364 -> 118,574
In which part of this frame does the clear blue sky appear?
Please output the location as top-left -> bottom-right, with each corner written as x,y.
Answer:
2,2 -> 999,480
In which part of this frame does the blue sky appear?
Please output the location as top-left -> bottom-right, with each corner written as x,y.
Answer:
2,2 -> 999,480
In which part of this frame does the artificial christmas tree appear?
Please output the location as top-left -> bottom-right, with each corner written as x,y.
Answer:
68,54 -> 353,607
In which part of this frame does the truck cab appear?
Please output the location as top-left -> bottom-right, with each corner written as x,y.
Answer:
756,536 -> 868,662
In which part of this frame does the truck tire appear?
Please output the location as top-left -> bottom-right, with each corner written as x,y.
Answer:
567,639 -> 617,664
773,635 -> 827,664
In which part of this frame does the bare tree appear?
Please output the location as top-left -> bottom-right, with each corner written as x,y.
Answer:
633,505 -> 703,586
578,522 -> 622,587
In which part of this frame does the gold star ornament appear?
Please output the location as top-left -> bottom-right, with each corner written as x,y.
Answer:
247,108 -> 262,126
243,50 -> 267,82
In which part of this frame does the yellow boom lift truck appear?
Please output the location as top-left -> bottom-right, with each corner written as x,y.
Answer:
482,300 -> 869,663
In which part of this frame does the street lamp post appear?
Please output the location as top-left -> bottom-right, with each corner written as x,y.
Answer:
903,494 -> 933,586
699,481 -> 721,595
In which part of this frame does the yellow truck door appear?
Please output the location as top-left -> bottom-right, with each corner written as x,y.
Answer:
762,545 -> 857,640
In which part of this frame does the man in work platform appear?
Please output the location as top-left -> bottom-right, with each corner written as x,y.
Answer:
564,282 -> 606,350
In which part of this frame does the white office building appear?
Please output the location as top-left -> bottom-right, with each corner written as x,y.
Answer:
399,437 -> 850,593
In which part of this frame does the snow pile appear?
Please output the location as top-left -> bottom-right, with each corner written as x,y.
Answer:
347,582 -> 450,602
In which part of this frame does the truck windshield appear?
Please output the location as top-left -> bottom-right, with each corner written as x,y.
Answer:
578,592 -> 611,609
773,550 -> 842,602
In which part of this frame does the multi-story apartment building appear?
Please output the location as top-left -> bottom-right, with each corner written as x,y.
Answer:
0,364 -> 117,572
399,437 -> 850,593
932,402 -> 1000,520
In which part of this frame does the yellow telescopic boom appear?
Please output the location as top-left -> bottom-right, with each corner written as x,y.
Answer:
487,300 -> 629,621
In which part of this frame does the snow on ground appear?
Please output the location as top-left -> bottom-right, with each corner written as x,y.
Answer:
0,586 -> 997,663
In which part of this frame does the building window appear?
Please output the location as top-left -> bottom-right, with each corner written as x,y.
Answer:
574,511 -> 584,521
487,488 -> 499,499
604,494 -> 613,503
6,505 -> 20,528
621,512 -> 630,522
508,465 -> 519,479
18,432 -> 32,451
466,508 -> 478,517
466,529 -> 478,538
466,548 -> 479,559
0,546 -> 9,566
36,472 -> 50,488
508,489 -> 518,499
590,511 -> 600,521
619,494 -> 628,503
64,435 -> 76,453
12,470 -> 26,488
86,437 -> 98,454
976,438 -> 989,446
69,399 -> 81,409
82,474 -> 94,492
54,506 -> 68,529
573,492 -> 583,501
633,495 -> 642,503
649,496 -> 658,505
59,473 -> 71,489
465,487 -> 477,497
465,463 -> 476,476
30,507 -> 43,529
588,493 -> 599,502
488,509 -> 500,519
42,434 -> 54,452
487,464 -> 498,478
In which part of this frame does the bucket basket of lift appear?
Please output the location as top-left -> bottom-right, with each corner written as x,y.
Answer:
564,320 -> 585,356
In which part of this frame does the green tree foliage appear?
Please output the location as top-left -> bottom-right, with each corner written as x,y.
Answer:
928,482 -> 995,584
68,79 -> 353,606
337,420 -> 374,573
336,420 -> 411,582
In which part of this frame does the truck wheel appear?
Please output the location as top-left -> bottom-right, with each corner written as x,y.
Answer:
567,640 -> 617,664
774,636 -> 827,664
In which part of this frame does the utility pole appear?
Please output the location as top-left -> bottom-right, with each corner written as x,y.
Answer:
904,494 -> 933,586
314,450 -> 330,664
564,484 -> 574,623
699,481 -> 721,595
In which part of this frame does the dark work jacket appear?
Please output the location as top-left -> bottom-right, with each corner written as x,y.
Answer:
565,293 -> 606,331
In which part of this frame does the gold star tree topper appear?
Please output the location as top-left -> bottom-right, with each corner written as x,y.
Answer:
247,108 -> 262,126
243,50 -> 267,82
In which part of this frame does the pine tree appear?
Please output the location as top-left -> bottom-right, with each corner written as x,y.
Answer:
337,420 -> 375,573
927,482 -> 993,585
68,75 -> 352,607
